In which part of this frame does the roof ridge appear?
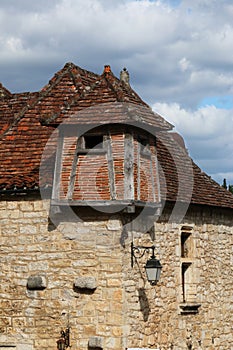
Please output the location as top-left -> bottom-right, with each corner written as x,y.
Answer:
67,67 -> 150,109
0,82 -> 12,99
102,72 -> 124,102
0,63 -> 77,138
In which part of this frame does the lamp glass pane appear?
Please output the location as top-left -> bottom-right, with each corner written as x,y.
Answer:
156,267 -> 161,280
145,266 -> 159,282
145,258 -> 162,284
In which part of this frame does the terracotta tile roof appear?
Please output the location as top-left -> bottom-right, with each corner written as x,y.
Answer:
39,63 -> 172,131
0,92 -> 39,136
0,62 -> 233,209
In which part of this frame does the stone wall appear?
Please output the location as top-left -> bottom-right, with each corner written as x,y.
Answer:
0,196 -> 232,350
125,205 -> 233,349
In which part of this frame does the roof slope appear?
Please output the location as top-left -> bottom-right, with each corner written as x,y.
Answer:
0,92 -> 39,135
0,62 -> 233,209
157,131 -> 233,208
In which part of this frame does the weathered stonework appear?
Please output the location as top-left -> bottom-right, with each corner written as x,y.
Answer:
0,196 -> 232,350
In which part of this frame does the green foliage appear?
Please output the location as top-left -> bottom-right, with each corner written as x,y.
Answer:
222,178 -> 233,194
222,178 -> 227,189
229,184 -> 233,194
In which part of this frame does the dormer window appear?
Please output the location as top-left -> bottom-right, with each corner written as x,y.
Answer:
50,125 -> 161,212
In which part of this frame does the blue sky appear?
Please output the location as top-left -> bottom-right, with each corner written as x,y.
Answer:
163,0 -> 181,6
199,96 -> 233,110
0,0 -> 232,185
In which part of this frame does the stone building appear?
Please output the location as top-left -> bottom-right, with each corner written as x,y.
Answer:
0,63 -> 232,350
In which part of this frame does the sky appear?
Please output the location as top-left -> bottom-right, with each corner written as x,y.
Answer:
0,0 -> 232,185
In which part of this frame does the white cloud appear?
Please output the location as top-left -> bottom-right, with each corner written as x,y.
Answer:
153,103 -> 232,138
153,102 -> 233,183
179,57 -> 192,72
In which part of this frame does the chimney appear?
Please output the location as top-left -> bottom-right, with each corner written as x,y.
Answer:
120,67 -> 130,87
104,65 -> 111,74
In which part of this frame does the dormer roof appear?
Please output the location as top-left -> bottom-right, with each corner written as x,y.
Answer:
39,63 -> 172,131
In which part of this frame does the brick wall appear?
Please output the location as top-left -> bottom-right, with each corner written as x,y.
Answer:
55,127 -> 159,203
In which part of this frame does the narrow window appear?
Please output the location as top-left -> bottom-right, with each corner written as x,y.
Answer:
179,226 -> 200,313
181,231 -> 192,258
182,262 -> 192,303
180,226 -> 196,303
180,226 -> 193,258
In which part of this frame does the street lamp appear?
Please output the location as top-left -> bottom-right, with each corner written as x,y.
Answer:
131,242 -> 162,285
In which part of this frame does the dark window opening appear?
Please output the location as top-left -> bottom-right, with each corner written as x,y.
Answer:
138,136 -> 149,148
138,136 -> 151,156
84,135 -> 103,149
181,231 -> 192,258
182,262 -> 191,303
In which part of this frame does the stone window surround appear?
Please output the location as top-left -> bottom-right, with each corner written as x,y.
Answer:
179,225 -> 201,315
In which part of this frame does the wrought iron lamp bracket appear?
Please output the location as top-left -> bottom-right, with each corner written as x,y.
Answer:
131,242 -> 156,267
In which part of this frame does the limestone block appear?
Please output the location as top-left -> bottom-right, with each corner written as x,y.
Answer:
19,225 -> 37,234
88,336 -> 103,348
74,276 -> 97,290
27,275 -> 47,290
107,219 -> 122,231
